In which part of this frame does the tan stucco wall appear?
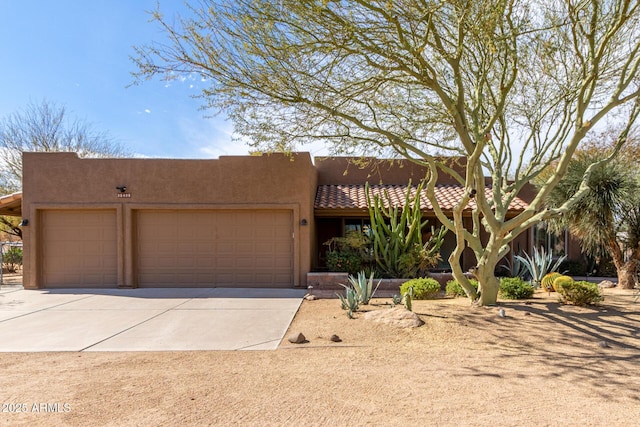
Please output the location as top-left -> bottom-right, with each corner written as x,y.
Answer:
22,152 -> 317,289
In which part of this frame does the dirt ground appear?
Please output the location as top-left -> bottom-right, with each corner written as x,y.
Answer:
0,287 -> 639,426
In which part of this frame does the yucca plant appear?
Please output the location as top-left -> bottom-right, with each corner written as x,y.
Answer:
337,287 -> 359,318
515,247 -> 566,288
346,271 -> 382,305
541,151 -> 640,289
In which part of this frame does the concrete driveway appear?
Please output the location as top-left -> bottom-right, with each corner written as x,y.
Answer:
0,287 -> 305,352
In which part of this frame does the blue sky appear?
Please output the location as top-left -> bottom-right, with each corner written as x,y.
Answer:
0,1 -> 262,158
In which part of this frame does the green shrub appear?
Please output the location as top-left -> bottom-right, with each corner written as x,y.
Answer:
399,278 -> 441,300
499,277 -> 534,299
556,280 -> 603,306
445,278 -> 479,297
2,247 -> 22,273
326,251 -> 363,275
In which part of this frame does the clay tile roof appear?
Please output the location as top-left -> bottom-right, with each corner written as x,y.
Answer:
314,185 -> 529,212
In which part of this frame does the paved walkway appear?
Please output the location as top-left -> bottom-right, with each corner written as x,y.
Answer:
0,287 -> 305,352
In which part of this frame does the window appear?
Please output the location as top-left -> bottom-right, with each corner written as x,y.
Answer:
344,218 -> 371,236
533,222 -> 566,257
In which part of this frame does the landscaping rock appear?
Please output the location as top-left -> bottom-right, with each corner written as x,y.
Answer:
523,311 -> 531,316
498,308 -> 506,318
598,340 -> 610,348
363,307 -> 424,328
598,280 -> 616,289
304,294 -> 318,301
288,332 -> 307,344
330,334 -> 342,343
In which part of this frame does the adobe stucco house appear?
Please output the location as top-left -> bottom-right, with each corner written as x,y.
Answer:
17,151 -> 568,290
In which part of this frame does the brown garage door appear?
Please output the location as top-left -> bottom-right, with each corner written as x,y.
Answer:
136,210 -> 293,288
40,210 -> 117,288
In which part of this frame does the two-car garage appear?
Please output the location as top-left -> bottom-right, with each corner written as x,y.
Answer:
136,210 -> 293,288
38,209 -> 294,289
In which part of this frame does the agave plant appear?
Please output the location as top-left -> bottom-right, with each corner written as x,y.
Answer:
500,255 -> 529,280
515,247 -> 566,288
346,271 -> 382,305
337,287 -> 359,318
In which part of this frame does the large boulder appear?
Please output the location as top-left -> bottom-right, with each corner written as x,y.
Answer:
363,307 -> 424,328
598,280 -> 616,289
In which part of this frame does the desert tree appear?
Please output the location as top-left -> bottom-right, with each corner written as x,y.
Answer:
0,216 -> 21,240
0,100 -> 128,192
133,0 -> 640,305
0,100 -> 128,240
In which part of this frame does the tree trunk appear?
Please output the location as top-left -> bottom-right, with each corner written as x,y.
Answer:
475,266 -> 500,306
608,239 -> 638,290
449,242 -> 503,306
617,259 -> 638,290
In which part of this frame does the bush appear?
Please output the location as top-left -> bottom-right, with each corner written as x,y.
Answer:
2,247 -> 22,273
556,280 -> 603,306
399,278 -> 441,300
326,251 -> 363,275
445,278 -> 479,297
499,277 -> 534,299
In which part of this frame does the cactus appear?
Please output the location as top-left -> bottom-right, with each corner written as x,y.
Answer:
552,275 -> 574,292
541,272 -> 562,292
366,180 -> 447,278
403,286 -> 414,312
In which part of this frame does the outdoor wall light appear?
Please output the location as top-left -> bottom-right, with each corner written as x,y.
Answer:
20,219 -> 28,226
116,185 -> 127,193
300,219 -> 308,226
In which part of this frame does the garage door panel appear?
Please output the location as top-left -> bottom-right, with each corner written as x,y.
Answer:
137,210 -> 293,288
41,210 -> 117,288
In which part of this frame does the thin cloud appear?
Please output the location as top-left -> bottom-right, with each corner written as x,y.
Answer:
177,116 -> 248,159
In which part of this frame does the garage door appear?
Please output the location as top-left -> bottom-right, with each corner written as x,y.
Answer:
136,210 -> 293,287
40,210 -> 117,288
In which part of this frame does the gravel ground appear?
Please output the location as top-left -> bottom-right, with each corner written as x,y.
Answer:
0,287 -> 639,426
